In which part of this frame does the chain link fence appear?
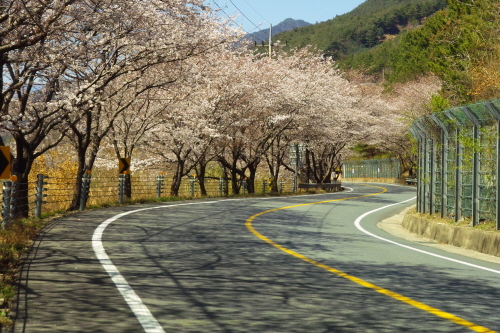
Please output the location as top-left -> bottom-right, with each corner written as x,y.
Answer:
342,158 -> 402,180
410,99 -> 500,230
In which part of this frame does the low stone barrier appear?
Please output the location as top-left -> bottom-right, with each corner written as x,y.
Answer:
297,183 -> 342,192
341,177 -> 400,183
402,214 -> 500,257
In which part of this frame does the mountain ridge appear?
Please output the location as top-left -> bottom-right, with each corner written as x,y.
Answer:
272,0 -> 447,59
247,18 -> 311,43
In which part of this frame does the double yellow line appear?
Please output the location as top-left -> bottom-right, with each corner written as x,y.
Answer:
245,186 -> 496,333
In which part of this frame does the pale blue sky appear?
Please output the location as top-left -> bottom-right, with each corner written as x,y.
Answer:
208,0 -> 366,33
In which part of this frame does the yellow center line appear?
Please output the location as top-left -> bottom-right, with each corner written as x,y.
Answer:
245,185 -> 496,333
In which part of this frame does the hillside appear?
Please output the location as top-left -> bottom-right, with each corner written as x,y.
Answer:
343,0 -> 500,105
273,0 -> 447,59
248,18 -> 311,43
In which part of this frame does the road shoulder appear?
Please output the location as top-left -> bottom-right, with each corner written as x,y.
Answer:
378,206 -> 500,265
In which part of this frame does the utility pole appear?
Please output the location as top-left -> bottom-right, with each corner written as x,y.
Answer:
254,24 -> 284,58
268,24 -> 272,58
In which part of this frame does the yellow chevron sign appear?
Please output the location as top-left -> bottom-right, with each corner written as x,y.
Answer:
119,158 -> 130,174
0,147 -> 10,179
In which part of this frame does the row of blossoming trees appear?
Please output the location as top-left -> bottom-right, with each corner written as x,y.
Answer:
1,0 -> 440,217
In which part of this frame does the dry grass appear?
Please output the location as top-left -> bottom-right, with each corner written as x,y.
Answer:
0,217 -> 46,327
410,208 -> 499,232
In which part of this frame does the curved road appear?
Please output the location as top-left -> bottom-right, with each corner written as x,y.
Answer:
14,183 -> 500,332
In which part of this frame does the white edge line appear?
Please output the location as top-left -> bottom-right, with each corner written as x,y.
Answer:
91,189 -> 355,332
92,199 -> 238,333
354,197 -> 500,275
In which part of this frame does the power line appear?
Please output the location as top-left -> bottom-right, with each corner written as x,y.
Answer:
211,0 -> 252,35
228,0 -> 264,33
240,0 -> 269,24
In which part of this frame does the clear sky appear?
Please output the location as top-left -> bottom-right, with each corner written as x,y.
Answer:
208,0 -> 367,34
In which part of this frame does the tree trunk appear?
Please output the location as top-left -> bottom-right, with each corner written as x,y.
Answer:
221,167 -> 229,196
170,161 -> 184,196
11,176 -> 30,219
247,163 -> 258,194
11,142 -> 34,219
196,163 -> 208,196
230,159 -> 240,195
305,148 -> 312,183
69,147 -> 87,211
124,174 -> 131,200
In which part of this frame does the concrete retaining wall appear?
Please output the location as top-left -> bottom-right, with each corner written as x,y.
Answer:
402,214 -> 500,257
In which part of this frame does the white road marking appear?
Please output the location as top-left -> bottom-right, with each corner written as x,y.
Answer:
92,200 -> 238,333
354,197 -> 500,275
92,189 -> 355,332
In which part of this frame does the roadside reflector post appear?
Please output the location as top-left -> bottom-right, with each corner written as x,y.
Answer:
242,178 -> 247,195
118,174 -> 125,204
219,178 -> 223,197
79,173 -> 91,211
35,174 -> 48,218
156,174 -> 164,198
2,180 -> 12,227
189,175 -> 196,197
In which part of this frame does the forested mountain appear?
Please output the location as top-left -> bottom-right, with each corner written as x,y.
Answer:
343,0 -> 500,105
248,18 -> 310,43
273,0 -> 447,59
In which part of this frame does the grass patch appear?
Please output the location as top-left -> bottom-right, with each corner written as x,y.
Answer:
411,208 -> 499,232
0,217 -> 48,327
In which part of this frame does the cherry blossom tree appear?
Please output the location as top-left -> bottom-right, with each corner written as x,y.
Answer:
1,0 -> 241,215
343,73 -> 441,176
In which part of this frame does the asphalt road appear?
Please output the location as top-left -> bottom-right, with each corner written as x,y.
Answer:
13,183 -> 500,332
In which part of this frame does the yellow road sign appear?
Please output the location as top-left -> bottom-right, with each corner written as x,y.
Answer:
119,158 -> 130,174
0,147 -> 10,179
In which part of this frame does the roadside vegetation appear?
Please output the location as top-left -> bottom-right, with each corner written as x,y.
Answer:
411,208 -> 499,233
3,0 -> 500,328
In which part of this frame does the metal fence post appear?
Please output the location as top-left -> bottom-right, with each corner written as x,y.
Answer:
455,127 -> 463,222
497,118 -> 500,230
279,178 -> 284,193
242,179 -> 247,195
431,114 -> 449,218
429,139 -> 436,214
2,181 -> 12,226
422,138 -> 429,213
156,174 -> 164,198
79,173 -> 91,211
35,174 -> 47,218
292,178 -> 296,193
485,102 -> 500,230
190,176 -> 196,197
118,174 -> 125,204
262,179 -> 267,195
472,123 -> 480,226
418,139 -> 423,212
463,107 -> 481,226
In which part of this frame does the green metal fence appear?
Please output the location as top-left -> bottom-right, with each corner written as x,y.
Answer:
342,158 -> 401,179
409,100 -> 500,230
